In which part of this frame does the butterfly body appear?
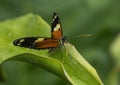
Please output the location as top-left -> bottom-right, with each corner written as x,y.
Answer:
13,13 -> 67,51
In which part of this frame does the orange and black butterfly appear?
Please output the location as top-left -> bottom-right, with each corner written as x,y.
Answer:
13,13 -> 67,52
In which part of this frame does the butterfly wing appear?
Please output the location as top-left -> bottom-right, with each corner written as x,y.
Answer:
51,13 -> 63,40
13,37 -> 59,49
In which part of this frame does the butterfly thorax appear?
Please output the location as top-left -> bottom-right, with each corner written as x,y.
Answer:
59,36 -> 67,45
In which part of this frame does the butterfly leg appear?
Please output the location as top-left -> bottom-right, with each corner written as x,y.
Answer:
48,48 -> 55,53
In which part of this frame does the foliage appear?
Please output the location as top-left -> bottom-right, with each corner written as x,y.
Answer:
0,14 -> 103,85
0,0 -> 120,85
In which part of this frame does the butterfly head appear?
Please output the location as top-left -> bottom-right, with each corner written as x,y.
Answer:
59,36 -> 67,45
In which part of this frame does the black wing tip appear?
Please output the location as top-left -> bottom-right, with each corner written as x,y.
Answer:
53,12 -> 60,21
13,39 -> 20,46
53,12 -> 58,15
51,12 -> 61,32
13,38 -> 34,47
53,12 -> 59,18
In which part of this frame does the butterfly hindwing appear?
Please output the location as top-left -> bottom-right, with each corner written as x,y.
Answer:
51,13 -> 63,39
13,37 -> 59,49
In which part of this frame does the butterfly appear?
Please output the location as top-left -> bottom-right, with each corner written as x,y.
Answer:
13,13 -> 67,52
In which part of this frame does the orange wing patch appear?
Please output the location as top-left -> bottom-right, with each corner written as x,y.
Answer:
34,38 -> 59,49
52,25 -> 62,39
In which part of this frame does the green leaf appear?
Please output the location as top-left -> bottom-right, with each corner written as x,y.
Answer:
0,13 -> 103,85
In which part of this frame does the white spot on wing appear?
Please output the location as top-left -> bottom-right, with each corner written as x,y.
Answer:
35,38 -> 44,43
20,39 -> 24,43
17,39 -> 24,45
54,24 -> 60,31
53,15 -> 57,21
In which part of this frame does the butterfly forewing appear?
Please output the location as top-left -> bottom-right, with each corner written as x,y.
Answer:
13,37 -> 59,49
51,13 -> 63,39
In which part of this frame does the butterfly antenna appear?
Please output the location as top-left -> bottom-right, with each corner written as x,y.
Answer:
69,34 -> 91,37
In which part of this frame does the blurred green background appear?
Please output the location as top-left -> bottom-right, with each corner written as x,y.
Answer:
0,0 -> 120,85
